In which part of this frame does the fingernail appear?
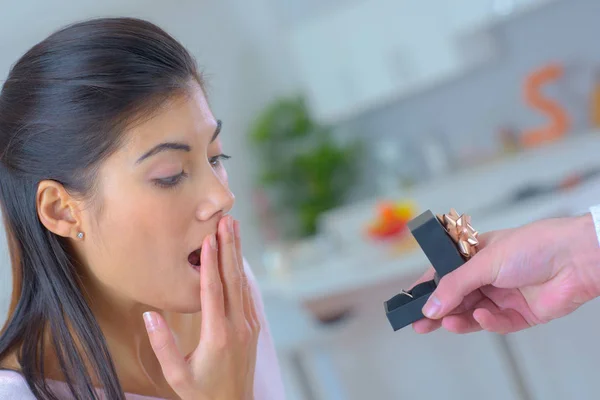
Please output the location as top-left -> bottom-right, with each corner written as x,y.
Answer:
209,233 -> 217,250
423,296 -> 442,318
143,312 -> 159,332
227,216 -> 233,233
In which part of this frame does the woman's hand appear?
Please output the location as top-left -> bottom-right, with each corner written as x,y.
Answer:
412,214 -> 600,335
143,215 -> 260,400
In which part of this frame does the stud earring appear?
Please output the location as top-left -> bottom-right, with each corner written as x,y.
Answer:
77,232 -> 84,239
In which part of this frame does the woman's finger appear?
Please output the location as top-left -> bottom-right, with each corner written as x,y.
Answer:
233,220 -> 251,320
218,216 -> 244,323
144,311 -> 192,391
232,221 -> 260,396
200,233 -> 225,333
233,220 -> 260,330
246,278 -> 260,330
244,284 -> 260,398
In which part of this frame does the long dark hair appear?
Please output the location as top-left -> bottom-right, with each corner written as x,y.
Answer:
0,17 -> 200,399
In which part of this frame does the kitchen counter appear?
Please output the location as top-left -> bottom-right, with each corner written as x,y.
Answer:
257,131 -> 600,303
259,131 -> 600,400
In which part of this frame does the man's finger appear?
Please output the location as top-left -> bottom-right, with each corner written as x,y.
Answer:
446,290 -> 485,315
412,318 -> 442,334
422,248 -> 498,319
414,290 -> 484,334
473,307 -> 531,334
450,296 -> 530,334
144,311 -> 192,391
441,312 -> 482,334
439,295 -> 502,334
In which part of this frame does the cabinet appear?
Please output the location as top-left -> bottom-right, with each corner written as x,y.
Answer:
506,300 -> 600,400
286,288 -> 524,400
285,0 -> 558,124
286,296 -> 600,400
263,131 -> 600,399
285,0 -> 498,124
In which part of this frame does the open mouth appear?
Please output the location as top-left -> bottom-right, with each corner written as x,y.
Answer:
188,248 -> 202,269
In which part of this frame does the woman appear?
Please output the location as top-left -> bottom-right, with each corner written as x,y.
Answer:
0,17 -> 285,399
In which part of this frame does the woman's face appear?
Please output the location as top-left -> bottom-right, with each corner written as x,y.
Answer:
78,82 -> 234,313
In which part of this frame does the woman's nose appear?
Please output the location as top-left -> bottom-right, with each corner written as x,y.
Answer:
195,173 -> 235,221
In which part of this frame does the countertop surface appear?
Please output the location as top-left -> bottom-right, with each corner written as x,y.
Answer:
257,132 -> 600,303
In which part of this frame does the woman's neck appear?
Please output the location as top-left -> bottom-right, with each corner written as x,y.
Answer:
94,301 -> 171,397
86,286 -> 191,398
43,288 -> 201,399
0,351 -> 19,371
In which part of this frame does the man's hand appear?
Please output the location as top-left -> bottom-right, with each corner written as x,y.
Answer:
412,213 -> 600,334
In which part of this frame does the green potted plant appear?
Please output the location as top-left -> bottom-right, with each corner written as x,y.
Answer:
249,95 -> 361,239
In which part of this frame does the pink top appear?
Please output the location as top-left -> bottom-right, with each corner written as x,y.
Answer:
0,370 -> 164,399
0,261 -> 286,399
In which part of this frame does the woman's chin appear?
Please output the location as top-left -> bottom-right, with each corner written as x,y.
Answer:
158,277 -> 203,314
139,264 -> 204,314
170,303 -> 202,314
158,298 -> 202,314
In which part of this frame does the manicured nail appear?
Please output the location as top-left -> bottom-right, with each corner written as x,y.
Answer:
423,296 -> 442,318
143,312 -> 159,332
209,233 -> 217,250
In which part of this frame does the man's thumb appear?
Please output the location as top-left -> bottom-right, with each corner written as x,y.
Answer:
421,251 -> 496,319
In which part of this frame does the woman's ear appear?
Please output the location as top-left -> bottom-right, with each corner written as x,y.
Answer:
36,180 -> 82,239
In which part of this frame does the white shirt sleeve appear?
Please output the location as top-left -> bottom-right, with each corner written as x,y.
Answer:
589,205 -> 600,247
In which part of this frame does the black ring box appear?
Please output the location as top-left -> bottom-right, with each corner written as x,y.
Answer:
384,209 -> 468,331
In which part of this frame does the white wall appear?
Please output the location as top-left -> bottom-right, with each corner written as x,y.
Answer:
336,0 -> 600,189
0,0 -> 296,321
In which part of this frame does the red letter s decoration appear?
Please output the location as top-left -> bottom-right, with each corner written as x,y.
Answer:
520,63 -> 570,148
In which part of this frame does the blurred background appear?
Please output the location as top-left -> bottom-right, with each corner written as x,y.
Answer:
1,0 -> 600,399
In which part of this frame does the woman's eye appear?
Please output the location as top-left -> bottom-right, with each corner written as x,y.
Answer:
210,154 -> 231,168
154,171 -> 187,189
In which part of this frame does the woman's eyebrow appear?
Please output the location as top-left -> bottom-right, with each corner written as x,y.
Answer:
136,142 -> 190,164
210,119 -> 222,143
135,120 -> 221,164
